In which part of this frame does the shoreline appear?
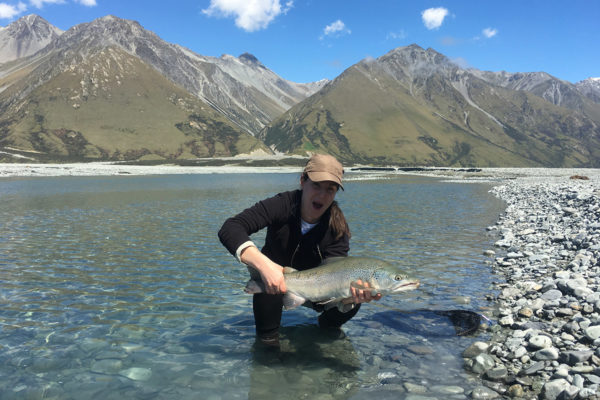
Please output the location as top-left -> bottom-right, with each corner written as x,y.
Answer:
1,161 -> 599,181
464,173 -> 600,399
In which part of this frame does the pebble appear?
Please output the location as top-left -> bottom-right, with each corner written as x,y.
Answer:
118,367 -> 152,381
466,176 -> 600,399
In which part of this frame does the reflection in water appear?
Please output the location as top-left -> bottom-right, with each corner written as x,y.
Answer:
0,173 -> 506,399
249,325 -> 360,400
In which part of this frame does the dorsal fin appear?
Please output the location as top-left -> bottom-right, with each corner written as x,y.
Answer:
283,266 -> 298,274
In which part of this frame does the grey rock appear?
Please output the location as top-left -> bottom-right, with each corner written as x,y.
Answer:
584,325 -> 600,341
529,335 -> 553,350
485,365 -> 508,381
542,290 -> 563,301
559,350 -> 594,366
523,361 -> 546,375
470,353 -> 496,374
463,341 -> 490,358
541,379 -> 570,400
470,385 -> 501,399
535,347 -> 560,361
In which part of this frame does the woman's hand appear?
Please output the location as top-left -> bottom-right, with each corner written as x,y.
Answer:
240,246 -> 286,294
348,279 -> 382,304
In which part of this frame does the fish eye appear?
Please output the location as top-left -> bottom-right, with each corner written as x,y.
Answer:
394,275 -> 401,281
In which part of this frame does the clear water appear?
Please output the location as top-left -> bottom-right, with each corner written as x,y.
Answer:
0,173 -> 505,399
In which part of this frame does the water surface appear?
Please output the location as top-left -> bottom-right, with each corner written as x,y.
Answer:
0,173 -> 505,399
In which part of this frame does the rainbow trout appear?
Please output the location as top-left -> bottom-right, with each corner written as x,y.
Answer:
245,256 -> 419,310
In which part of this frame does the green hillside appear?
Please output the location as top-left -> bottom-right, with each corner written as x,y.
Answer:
0,47 -> 268,162
261,58 -> 600,167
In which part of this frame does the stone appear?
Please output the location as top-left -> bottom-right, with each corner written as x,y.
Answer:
507,384 -> 524,398
119,367 -> 152,381
542,290 -> 563,301
485,365 -> 508,381
535,347 -> 559,361
518,307 -> 533,318
470,353 -> 496,374
403,382 -> 427,393
470,385 -> 501,399
541,379 -> 570,400
560,350 -> 594,366
529,335 -> 553,350
584,325 -> 600,341
463,341 -> 490,358
523,361 -> 546,375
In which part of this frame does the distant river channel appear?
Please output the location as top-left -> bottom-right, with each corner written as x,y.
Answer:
0,172 -> 506,399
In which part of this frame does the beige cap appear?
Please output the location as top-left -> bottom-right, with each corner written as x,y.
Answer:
303,154 -> 344,190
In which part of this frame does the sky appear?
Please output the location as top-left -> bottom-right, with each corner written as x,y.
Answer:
0,0 -> 598,84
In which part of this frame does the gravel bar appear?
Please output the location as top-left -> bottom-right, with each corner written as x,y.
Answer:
459,170 -> 600,400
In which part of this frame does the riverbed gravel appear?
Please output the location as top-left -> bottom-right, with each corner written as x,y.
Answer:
458,170 -> 600,400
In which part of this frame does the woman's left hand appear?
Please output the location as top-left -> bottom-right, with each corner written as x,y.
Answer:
349,280 -> 382,304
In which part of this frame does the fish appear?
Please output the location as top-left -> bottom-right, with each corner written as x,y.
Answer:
244,256 -> 419,311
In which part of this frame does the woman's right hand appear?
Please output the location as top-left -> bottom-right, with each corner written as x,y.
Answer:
240,246 -> 287,294
259,262 -> 287,294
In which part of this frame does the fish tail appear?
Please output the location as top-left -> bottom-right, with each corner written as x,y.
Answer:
244,280 -> 264,294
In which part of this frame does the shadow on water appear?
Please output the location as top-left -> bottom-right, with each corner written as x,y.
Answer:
249,324 -> 361,400
371,309 -> 490,337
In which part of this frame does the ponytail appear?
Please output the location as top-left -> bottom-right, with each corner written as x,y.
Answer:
329,201 -> 351,240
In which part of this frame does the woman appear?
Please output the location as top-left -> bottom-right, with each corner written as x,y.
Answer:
218,154 -> 380,344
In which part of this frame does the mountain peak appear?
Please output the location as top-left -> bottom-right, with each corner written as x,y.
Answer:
239,52 -> 264,67
0,14 -> 62,62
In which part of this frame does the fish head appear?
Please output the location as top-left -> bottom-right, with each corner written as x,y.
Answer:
371,267 -> 420,294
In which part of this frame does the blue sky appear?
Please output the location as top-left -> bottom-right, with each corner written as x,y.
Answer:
1,0 -> 598,84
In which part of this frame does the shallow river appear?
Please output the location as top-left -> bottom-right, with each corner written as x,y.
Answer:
0,172 -> 506,399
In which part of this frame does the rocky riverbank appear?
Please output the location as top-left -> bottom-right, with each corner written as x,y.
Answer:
462,173 -> 600,399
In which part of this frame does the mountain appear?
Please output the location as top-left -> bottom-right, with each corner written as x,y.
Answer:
0,15 -> 324,162
0,14 -> 62,62
261,45 -> 600,167
576,78 -> 600,104
471,70 -> 600,125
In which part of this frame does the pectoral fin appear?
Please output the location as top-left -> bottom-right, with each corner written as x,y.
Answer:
283,292 -> 306,310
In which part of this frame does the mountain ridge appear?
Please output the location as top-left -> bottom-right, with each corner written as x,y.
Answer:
261,44 -> 600,167
1,16 -> 598,166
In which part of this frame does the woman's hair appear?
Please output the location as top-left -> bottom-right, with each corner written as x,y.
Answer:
329,200 -> 351,240
301,173 -> 351,240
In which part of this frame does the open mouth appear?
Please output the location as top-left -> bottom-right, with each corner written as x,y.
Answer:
393,281 -> 420,291
312,201 -> 323,210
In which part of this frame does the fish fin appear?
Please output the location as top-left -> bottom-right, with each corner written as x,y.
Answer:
246,266 -> 262,281
244,280 -> 264,294
283,266 -> 298,274
282,292 -> 306,310
316,297 -> 340,305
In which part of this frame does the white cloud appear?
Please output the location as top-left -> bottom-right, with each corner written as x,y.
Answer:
203,0 -> 292,32
30,0 -> 65,8
0,2 -> 27,18
421,7 -> 448,30
320,19 -> 350,40
482,27 -> 497,38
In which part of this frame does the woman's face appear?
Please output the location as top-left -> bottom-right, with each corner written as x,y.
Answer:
300,176 -> 339,223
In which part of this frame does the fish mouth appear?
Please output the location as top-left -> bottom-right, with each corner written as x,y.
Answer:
392,280 -> 420,292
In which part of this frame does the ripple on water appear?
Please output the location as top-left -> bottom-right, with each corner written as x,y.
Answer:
0,173 -> 506,399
